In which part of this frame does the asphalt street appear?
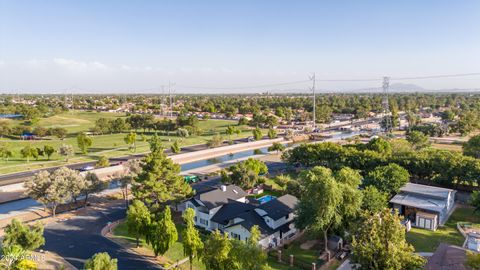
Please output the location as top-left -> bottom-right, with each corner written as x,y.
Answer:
0,138 -> 249,186
43,204 -> 161,270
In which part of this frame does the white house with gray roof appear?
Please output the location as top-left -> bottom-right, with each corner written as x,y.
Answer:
183,185 -> 299,248
390,183 -> 456,230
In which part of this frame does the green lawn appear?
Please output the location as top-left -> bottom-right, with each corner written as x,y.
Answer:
113,221 -> 206,270
406,207 -> 480,252
0,111 -> 258,174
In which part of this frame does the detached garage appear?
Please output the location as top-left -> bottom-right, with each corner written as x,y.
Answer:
390,183 -> 456,231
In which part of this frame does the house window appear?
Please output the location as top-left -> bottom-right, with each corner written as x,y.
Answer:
231,232 -> 241,240
199,218 -> 209,226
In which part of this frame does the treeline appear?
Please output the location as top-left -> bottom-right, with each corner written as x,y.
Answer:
282,138 -> 480,189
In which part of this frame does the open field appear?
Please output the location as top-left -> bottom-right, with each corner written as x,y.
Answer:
0,111 -> 258,174
406,206 -> 480,252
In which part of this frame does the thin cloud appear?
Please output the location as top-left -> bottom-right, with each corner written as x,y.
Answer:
53,58 -> 109,71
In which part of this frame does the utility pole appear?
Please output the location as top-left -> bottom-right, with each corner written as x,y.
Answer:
310,73 -> 316,131
382,76 -> 392,133
168,81 -> 173,118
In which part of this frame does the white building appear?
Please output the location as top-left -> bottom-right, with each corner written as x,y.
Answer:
183,185 -> 299,248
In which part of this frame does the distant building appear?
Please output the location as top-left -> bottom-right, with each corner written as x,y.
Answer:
390,183 -> 456,231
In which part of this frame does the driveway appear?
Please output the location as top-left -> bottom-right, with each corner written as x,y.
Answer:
43,203 -> 160,270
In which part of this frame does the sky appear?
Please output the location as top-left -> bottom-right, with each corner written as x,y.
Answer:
0,0 -> 479,93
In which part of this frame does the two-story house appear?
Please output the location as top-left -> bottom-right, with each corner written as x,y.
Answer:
183,185 -> 299,248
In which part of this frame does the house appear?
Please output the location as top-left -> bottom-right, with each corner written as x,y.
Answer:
425,243 -> 469,270
390,183 -> 456,231
183,185 -> 299,248
183,185 -> 247,230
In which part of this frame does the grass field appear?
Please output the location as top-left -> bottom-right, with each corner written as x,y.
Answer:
0,111 -> 257,174
406,207 -> 480,252
114,221 -> 206,270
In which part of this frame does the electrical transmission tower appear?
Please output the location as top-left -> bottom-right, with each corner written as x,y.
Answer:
382,76 -> 392,133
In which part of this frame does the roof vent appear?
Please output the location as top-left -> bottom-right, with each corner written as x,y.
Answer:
221,185 -> 227,192
233,189 -> 238,194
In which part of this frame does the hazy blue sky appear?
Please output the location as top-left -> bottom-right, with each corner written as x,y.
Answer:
0,0 -> 479,93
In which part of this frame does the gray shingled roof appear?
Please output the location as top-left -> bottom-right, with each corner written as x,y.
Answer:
225,211 -> 275,236
425,243 -> 468,270
195,185 -> 247,210
257,194 -> 298,220
211,200 -> 255,225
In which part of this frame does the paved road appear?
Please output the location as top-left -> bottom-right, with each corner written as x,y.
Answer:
43,204 -> 160,270
0,138 -> 250,186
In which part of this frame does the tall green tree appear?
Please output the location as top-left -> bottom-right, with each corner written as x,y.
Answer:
406,130 -> 430,150
268,142 -> 285,154
124,132 -> 137,152
364,163 -> 409,195
267,128 -> 277,139
0,145 -> 13,163
295,166 -> 343,257
96,155 -> 110,168
84,252 -> 118,270
83,172 -> 108,206
225,125 -> 240,142
43,145 -> 55,160
132,134 -> 192,209
202,230 -> 233,270
230,225 -> 270,270
171,140 -> 181,154
470,191 -> 480,213
182,208 -> 204,270
20,145 -> 38,163
77,132 -> 93,154
361,186 -> 388,213
147,207 -> 178,257
24,168 -> 72,217
126,200 -> 151,247
464,134 -> 480,159
351,209 -> 425,269
58,144 -> 74,162
252,128 -> 262,141
2,219 -> 45,251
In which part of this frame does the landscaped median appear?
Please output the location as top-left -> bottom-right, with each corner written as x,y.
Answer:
103,219 -> 206,270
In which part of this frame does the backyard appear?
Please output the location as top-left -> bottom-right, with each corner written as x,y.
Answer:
0,111 -> 257,174
406,206 -> 480,252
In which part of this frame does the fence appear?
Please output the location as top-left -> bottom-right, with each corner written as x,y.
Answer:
268,249 -> 322,270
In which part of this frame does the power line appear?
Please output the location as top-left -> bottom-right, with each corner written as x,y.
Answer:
157,72 -> 480,91
391,72 -> 480,81
176,80 -> 310,90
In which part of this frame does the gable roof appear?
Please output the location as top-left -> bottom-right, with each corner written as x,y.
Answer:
211,200 -> 255,225
400,183 -> 454,200
257,194 -> 298,220
425,243 -> 468,270
225,210 -> 275,236
194,185 -> 247,210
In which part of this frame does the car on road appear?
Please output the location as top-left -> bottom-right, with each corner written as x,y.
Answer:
79,165 -> 95,172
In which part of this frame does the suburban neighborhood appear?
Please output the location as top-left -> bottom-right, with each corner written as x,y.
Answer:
2,1 -> 480,270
